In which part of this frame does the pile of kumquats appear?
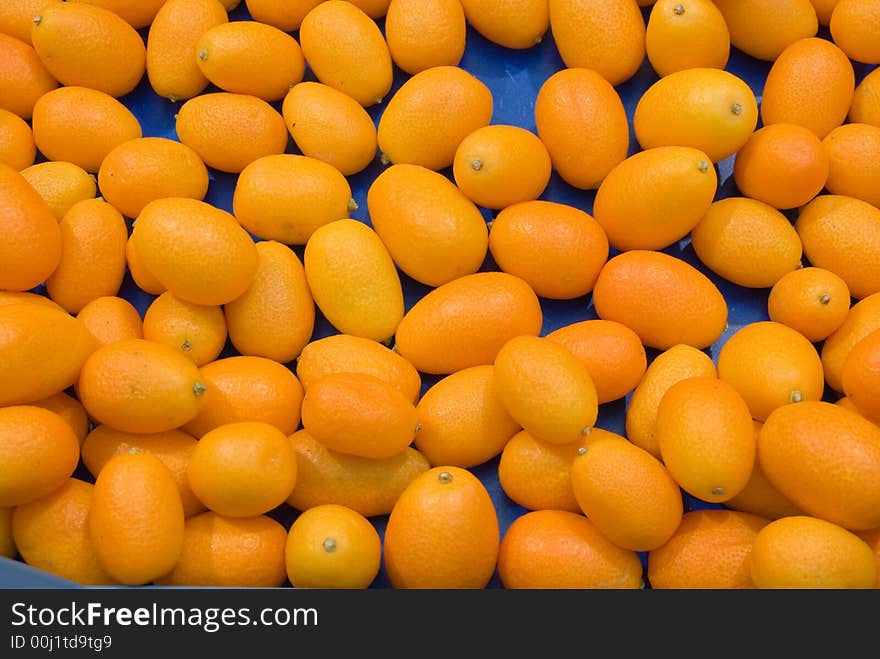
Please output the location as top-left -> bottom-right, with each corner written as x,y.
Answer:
1,0 -> 880,589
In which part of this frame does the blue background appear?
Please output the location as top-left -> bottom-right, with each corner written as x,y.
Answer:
2,3 -> 877,589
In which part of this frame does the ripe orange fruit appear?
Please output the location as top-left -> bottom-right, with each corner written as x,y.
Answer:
452,124 -> 551,210
175,92 -> 288,174
733,123 -> 829,210
142,292 -> 227,367
377,65 -> 493,171
499,509 -> 643,589
570,431 -> 684,552
645,0 -> 730,77
98,137 -> 210,220
761,37 -> 854,139
760,401 -> 880,530
65,0 -> 167,29
224,240 -> 315,365
767,267 -> 851,343
385,0 -> 466,74
31,85 -> 142,173
829,0 -> 880,64
796,194 -> 880,300
459,0 -> 548,49
823,293 -> 880,392
145,0 -> 229,102
0,406 -> 80,507
285,504 -> 381,589
131,197 -> 259,306
298,0 -> 393,107
77,338 -> 208,434
0,0 -> 63,46
243,0 -> 322,31
835,394 -> 879,424
822,122 -> 880,209
11,478 -> 115,585
488,200 -> 608,301
383,466 -> 500,588
125,234 -> 166,296
593,146 -> 717,251
647,509 -> 769,588
394,271 -> 543,375
656,376 -> 756,503
414,364 -> 521,468
30,391 -> 90,445
281,81 -> 378,176
76,295 -> 144,347
0,303 -> 97,406
367,163 -> 488,287
81,425 -> 205,518
850,67 -> 880,128
548,0 -> 646,86
749,515 -> 876,588
711,0 -> 818,61
233,154 -> 353,246
195,21 -> 305,102
633,67 -> 759,163
346,0 -> 391,18
187,421 -> 298,517
855,527 -> 880,587
287,429 -> 430,516
303,219 -> 404,343
842,328 -> 880,420
0,107 -> 35,170
20,160 -> 96,221
810,0 -> 840,24
0,33 -> 58,120
88,451 -> 185,585
626,344 -> 717,459
0,291 -> 64,312
301,371 -> 419,459
534,67 -> 629,190
296,333 -> 421,404
31,2 -> 146,98
546,320 -> 647,405
690,196 -> 804,289
1,508 -> 15,559
718,321 -> 824,422
183,355 -> 304,439
592,250 -> 728,351
0,162 -> 61,291
492,335 -> 598,446
497,428 -> 597,513
45,198 -> 128,314
156,511 -> 287,587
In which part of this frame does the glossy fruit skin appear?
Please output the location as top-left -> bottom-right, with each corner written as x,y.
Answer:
367,163 -> 488,287
760,37 -> 854,139
300,372 -> 419,460
76,338 -> 208,434
146,0 -> 229,102
850,68 -> 880,128
243,0 -> 322,31
645,0 -> 730,77
841,328 -> 880,420
31,86 -> 142,173
0,108 -> 36,170
633,67 -> 759,163
31,2 -> 146,98
175,92 -> 288,174
0,406 -> 80,507
393,271 -> 543,375
282,82 -> 378,176
459,0 -> 548,49
767,267 -> 850,344
489,200 -> 609,300
711,0 -> 818,62
0,0 -> 64,46
383,466 -> 500,589
298,0 -> 393,107
130,197 -> 259,307
0,304 -> 97,406
88,452 -> 185,585
195,21 -> 305,102
822,123 -> 880,209
287,429 -> 430,516
759,401 -> 880,530
303,219 -> 404,344
593,146 -> 717,251
548,0 -> 646,86
30,391 -> 90,445
125,236 -> 166,296
385,0 -> 466,75
20,160 -> 97,221
749,515 -> 877,588
822,293 -> 880,393
142,292 -> 227,366
591,250 -> 728,351
376,65 -> 494,171
796,194 -> 880,300
0,162 -> 61,292
0,33 -> 58,120
829,0 -> 880,65
534,67 -> 629,190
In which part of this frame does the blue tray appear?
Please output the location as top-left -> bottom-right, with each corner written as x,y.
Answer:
2,4 -> 876,589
